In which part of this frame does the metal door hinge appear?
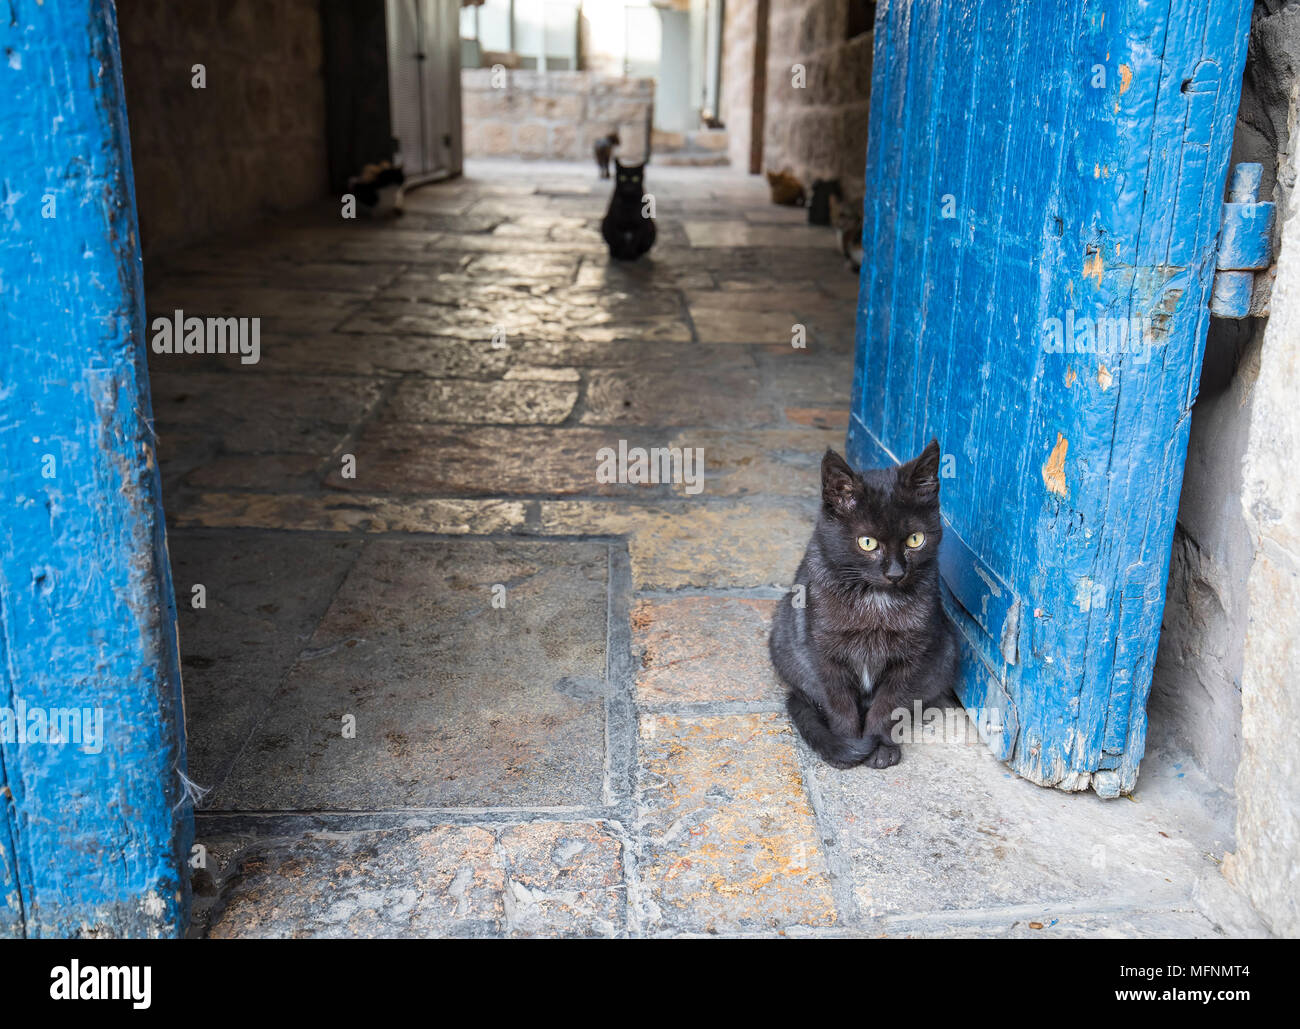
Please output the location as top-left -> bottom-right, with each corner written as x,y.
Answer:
1210,162 -> 1276,318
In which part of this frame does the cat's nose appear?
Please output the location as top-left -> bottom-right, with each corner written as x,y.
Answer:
884,565 -> 905,584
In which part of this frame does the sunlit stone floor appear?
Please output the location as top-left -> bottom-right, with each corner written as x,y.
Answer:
149,159 -> 1262,938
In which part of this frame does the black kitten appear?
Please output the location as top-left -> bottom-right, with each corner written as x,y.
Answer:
594,131 -> 620,178
601,160 -> 656,261
769,442 -> 959,769
807,178 -> 841,226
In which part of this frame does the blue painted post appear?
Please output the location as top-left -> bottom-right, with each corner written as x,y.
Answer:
0,1 -> 190,935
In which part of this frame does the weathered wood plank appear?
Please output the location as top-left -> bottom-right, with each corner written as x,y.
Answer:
850,0 -> 1252,795
0,0 -> 190,935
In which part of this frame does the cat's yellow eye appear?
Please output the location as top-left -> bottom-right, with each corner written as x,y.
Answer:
857,536 -> 878,552
905,532 -> 925,549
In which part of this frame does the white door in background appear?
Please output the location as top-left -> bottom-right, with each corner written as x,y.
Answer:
655,8 -> 692,134
386,0 -> 463,183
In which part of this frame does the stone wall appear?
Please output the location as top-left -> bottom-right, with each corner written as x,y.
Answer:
1219,0 -> 1300,941
116,0 -> 330,259
1149,0 -> 1300,793
719,0 -> 872,191
1224,130 -> 1300,939
462,70 -> 655,162
115,2 -> 330,259
763,0 -> 872,200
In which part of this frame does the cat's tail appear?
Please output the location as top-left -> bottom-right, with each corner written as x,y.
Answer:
786,691 -> 877,769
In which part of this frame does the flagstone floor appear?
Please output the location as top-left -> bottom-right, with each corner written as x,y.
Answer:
150,159 -> 1266,938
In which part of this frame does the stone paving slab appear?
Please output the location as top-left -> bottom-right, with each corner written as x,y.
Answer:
538,499 -> 811,590
150,371 -> 385,454
804,714 -> 1246,933
172,492 -> 527,534
497,821 -> 625,936
880,906 -> 1226,939
430,234 -> 609,256
381,377 -> 580,425
199,821 -> 625,938
150,260 -> 410,296
388,254 -> 577,293
256,334 -> 707,378
185,452 -> 325,491
171,534 -> 363,798
155,425 -> 217,492
784,407 -> 852,429
145,284 -> 367,335
215,539 -> 610,810
338,298 -> 692,344
635,712 -> 837,934
632,597 -> 782,706
755,346 -> 856,408
324,424 -> 658,497
665,426 -> 842,496
576,255 -> 717,291
689,305 -> 807,345
581,350 -> 774,427
683,220 -> 840,249
258,334 -> 518,378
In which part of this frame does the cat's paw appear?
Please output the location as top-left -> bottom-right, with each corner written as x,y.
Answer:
867,742 -> 902,769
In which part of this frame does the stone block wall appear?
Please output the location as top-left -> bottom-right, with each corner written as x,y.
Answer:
719,0 -> 872,192
1149,0 -> 1300,794
462,70 -> 655,161
1223,111 -> 1300,935
762,0 -> 872,200
116,0 -> 330,259
1217,0 -> 1300,938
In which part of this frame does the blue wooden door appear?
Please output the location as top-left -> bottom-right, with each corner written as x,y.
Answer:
848,0 -> 1253,795
0,1 -> 190,935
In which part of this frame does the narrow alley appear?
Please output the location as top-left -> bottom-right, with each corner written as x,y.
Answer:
144,161 -> 1255,938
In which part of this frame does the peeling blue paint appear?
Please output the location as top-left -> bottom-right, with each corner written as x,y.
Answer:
849,0 -> 1252,795
0,1 -> 190,934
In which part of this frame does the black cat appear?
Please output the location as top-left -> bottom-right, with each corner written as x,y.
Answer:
600,160 -> 656,261
808,178 -> 842,226
594,131 -> 620,179
769,442 -> 960,769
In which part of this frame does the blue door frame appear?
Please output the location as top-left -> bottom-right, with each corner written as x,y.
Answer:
1,1 -> 190,935
849,0 -> 1253,795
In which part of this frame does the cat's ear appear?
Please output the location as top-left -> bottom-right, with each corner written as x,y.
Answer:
821,449 -> 860,517
898,439 -> 941,500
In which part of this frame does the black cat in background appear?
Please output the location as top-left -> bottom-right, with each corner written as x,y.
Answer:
601,160 -> 656,261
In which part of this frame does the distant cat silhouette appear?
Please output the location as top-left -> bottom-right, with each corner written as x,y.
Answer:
808,179 -> 842,226
766,168 -> 806,206
594,131 -> 620,179
601,160 -> 656,261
